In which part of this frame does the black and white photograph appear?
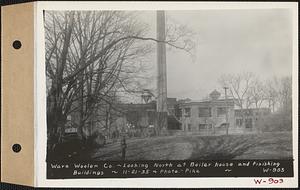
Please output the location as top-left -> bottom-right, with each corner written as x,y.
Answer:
43,5 -> 296,181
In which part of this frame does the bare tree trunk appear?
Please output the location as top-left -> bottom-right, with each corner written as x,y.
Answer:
241,108 -> 246,129
105,104 -> 112,139
78,71 -> 85,140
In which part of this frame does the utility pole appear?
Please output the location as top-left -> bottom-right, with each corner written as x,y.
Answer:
156,10 -> 168,135
224,87 -> 229,135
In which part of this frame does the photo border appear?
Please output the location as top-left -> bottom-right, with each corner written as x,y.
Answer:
35,1 -> 298,188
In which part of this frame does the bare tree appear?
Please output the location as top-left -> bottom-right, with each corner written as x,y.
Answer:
260,76 -> 292,132
263,76 -> 292,113
45,11 -> 194,147
218,72 -> 256,128
278,76 -> 292,112
248,78 -> 266,109
264,77 -> 280,112
165,15 -> 195,54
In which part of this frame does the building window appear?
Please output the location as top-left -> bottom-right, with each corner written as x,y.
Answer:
198,107 -> 211,117
236,119 -> 243,127
245,118 -> 253,128
198,124 -> 212,130
199,124 -> 206,130
207,124 -> 212,129
184,108 -> 191,117
188,124 -> 192,131
217,107 -> 227,116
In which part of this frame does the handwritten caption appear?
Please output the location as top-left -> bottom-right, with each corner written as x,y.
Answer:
254,178 -> 284,185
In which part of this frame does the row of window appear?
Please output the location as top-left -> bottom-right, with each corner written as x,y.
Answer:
180,107 -> 228,118
236,118 -> 253,128
183,123 -> 213,131
183,119 -> 254,131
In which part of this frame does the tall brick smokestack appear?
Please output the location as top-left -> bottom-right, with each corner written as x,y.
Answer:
156,10 -> 168,134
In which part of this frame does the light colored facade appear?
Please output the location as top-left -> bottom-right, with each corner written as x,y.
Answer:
178,90 -> 271,133
179,90 -> 235,133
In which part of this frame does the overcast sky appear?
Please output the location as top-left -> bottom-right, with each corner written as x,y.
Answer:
137,9 -> 293,101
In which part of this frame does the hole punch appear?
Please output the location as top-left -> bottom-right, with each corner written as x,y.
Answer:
12,40 -> 22,49
12,144 -> 22,153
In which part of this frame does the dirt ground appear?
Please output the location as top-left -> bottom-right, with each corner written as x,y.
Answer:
91,132 -> 293,160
